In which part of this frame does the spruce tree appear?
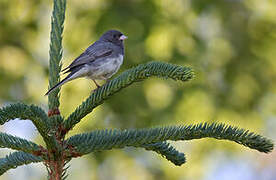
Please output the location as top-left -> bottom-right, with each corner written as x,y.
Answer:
0,0 -> 273,179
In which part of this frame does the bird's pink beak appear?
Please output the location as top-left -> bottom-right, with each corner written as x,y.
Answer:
119,35 -> 128,40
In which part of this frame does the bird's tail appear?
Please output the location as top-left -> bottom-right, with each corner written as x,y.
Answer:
44,73 -> 74,96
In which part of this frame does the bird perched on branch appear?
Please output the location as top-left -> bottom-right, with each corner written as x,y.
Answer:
45,30 -> 127,96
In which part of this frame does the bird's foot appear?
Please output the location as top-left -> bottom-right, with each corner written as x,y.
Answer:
106,79 -> 111,84
91,86 -> 101,94
93,79 -> 101,88
90,79 -> 101,94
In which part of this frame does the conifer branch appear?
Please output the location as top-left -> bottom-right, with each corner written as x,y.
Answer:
0,132 -> 41,153
64,62 -> 194,131
66,123 -> 274,159
0,151 -> 43,176
141,142 -> 186,166
0,0 -> 274,177
0,103 -> 51,143
48,0 -> 66,110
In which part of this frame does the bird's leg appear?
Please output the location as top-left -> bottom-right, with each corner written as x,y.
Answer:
93,79 -> 101,88
91,80 -> 101,94
105,79 -> 111,84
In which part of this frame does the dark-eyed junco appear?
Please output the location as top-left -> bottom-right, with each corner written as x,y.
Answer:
45,30 -> 127,95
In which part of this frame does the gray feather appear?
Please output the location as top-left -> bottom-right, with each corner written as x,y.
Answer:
46,29 -> 126,96
45,72 -> 74,96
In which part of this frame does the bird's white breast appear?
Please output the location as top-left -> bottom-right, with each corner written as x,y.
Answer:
87,54 -> 124,80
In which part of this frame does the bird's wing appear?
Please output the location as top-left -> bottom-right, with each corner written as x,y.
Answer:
62,43 -> 113,72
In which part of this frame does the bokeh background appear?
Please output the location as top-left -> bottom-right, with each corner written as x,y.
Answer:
0,0 -> 276,179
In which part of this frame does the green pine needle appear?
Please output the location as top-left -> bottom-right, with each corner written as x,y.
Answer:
0,103 -> 49,139
48,0 -> 66,110
0,151 -> 42,175
66,122 -> 273,157
0,0 -> 274,177
0,132 -> 41,153
142,142 -> 186,166
64,61 -> 194,131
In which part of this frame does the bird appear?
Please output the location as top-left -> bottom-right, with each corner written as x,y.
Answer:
45,30 -> 127,96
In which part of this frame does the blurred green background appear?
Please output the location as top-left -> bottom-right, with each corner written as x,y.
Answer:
0,0 -> 276,179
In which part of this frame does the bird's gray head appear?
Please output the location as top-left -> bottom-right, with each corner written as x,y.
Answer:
99,30 -> 127,46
